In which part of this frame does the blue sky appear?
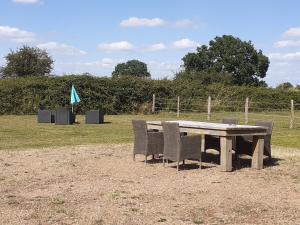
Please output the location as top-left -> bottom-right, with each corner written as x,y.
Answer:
0,0 -> 300,86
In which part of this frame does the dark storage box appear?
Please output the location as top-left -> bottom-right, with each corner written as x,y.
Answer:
55,108 -> 75,125
37,109 -> 55,123
85,110 -> 104,124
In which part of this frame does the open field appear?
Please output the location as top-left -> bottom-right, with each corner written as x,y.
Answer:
0,144 -> 299,225
0,112 -> 300,150
1,113 -> 299,224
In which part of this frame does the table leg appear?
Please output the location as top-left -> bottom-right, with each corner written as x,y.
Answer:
252,135 -> 264,169
220,136 -> 232,172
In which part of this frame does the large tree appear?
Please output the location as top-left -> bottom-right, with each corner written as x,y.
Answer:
112,60 -> 151,78
1,46 -> 53,78
276,82 -> 294,90
181,35 -> 269,86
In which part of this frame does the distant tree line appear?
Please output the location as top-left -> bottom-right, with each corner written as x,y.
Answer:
0,35 -> 270,86
276,82 -> 300,90
0,35 -> 298,90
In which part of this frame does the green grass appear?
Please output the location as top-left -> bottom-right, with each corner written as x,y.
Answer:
0,111 -> 299,150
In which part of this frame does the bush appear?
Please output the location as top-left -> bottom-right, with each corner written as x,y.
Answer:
0,75 -> 299,115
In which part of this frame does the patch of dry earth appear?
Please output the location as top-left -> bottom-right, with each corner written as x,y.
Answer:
0,145 -> 299,225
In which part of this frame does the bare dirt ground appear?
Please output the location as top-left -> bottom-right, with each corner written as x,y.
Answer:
0,144 -> 299,225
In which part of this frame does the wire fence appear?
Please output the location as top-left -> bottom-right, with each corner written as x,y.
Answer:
152,95 -> 300,129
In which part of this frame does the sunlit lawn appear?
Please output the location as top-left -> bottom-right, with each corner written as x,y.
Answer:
0,111 -> 299,150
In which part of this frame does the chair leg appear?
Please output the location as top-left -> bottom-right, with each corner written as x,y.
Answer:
183,160 -> 185,165
163,157 -> 165,167
177,161 -> 179,171
133,154 -> 135,161
236,154 -> 241,168
199,157 -> 202,170
145,155 -> 147,164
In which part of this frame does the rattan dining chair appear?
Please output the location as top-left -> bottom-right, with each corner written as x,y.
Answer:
235,121 -> 273,160
204,118 -> 239,153
162,122 -> 201,171
132,120 -> 164,164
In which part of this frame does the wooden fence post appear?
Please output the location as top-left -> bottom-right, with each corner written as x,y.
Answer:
290,99 -> 294,129
177,96 -> 180,118
245,97 -> 249,124
152,94 -> 155,114
207,96 -> 211,121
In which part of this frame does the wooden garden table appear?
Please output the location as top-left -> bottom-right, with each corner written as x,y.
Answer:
147,120 -> 268,172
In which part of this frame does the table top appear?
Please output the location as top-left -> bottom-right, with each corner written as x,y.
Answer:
147,120 -> 268,132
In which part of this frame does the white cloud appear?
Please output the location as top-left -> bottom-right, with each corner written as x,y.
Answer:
37,42 -> 87,56
55,58 -> 123,75
268,52 -> 300,61
274,40 -> 300,48
283,27 -> 300,38
173,38 -> 198,49
146,43 -> 167,51
149,61 -> 178,70
148,61 -> 181,79
98,41 -> 133,51
120,17 -> 166,27
266,62 -> 300,87
175,19 -> 198,29
12,0 -> 41,4
82,58 -> 119,68
267,50 -> 300,86
0,25 -> 36,43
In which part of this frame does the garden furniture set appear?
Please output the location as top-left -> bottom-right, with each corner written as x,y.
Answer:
132,119 -> 273,172
37,109 -> 104,125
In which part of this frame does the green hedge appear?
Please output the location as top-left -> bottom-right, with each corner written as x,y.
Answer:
0,75 -> 299,115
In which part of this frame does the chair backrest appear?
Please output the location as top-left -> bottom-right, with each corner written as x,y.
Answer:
162,122 -> 181,161
255,121 -> 273,156
255,121 -> 273,135
132,120 -> 148,153
222,118 -> 238,125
